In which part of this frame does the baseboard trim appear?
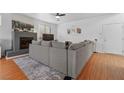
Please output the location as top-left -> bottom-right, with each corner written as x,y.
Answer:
93,51 -> 105,53
6,53 -> 29,59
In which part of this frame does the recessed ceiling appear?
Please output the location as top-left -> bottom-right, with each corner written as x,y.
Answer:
22,13 -> 113,24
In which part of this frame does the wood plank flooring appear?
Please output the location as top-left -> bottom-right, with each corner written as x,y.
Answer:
77,53 -> 124,80
1,53 -> 124,80
0,58 -> 28,80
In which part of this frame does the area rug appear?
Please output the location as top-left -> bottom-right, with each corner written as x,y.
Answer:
14,56 -> 65,80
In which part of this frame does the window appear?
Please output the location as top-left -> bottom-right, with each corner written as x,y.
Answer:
45,25 -> 51,34
38,24 -> 51,34
38,24 -> 51,40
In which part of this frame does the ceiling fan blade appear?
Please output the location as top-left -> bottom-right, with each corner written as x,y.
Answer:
59,14 -> 66,16
56,13 -> 59,16
56,13 -> 66,16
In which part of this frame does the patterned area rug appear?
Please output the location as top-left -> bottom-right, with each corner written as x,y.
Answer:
14,56 -> 65,80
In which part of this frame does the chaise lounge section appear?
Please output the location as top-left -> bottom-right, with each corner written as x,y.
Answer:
68,40 -> 94,78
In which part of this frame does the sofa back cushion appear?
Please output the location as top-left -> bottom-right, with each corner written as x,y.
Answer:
41,40 -> 51,47
32,40 -> 41,45
69,42 -> 85,50
52,41 -> 66,49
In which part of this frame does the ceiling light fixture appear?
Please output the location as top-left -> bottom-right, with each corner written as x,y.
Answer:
55,13 -> 66,21
56,15 -> 60,21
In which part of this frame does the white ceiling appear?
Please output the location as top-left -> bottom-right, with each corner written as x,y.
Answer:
22,13 -> 112,24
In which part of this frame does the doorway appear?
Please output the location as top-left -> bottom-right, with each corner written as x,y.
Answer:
102,23 -> 124,55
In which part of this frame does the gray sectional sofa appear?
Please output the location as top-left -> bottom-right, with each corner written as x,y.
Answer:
29,40 -> 94,78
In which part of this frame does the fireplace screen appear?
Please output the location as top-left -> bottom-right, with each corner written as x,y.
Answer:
20,37 -> 33,49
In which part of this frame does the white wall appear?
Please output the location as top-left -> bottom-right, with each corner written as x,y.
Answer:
57,13 -> 124,52
0,13 -> 12,55
0,13 -> 57,56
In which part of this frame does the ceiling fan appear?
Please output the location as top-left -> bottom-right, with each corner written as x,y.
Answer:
55,13 -> 66,21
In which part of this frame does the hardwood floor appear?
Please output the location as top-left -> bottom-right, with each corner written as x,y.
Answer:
1,53 -> 124,80
0,58 -> 28,80
77,53 -> 124,80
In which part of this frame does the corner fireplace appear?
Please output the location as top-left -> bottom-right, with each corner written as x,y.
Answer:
20,37 -> 33,49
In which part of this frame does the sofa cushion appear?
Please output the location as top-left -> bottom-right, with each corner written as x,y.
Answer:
41,41 -> 51,47
69,42 -> 85,50
52,41 -> 66,49
83,40 -> 92,44
32,40 -> 41,45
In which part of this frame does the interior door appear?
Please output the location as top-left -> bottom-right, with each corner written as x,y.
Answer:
102,23 -> 124,55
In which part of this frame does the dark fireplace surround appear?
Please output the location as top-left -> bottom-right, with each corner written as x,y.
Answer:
6,31 -> 37,57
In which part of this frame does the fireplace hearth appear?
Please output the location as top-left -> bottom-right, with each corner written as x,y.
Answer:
20,37 -> 33,49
